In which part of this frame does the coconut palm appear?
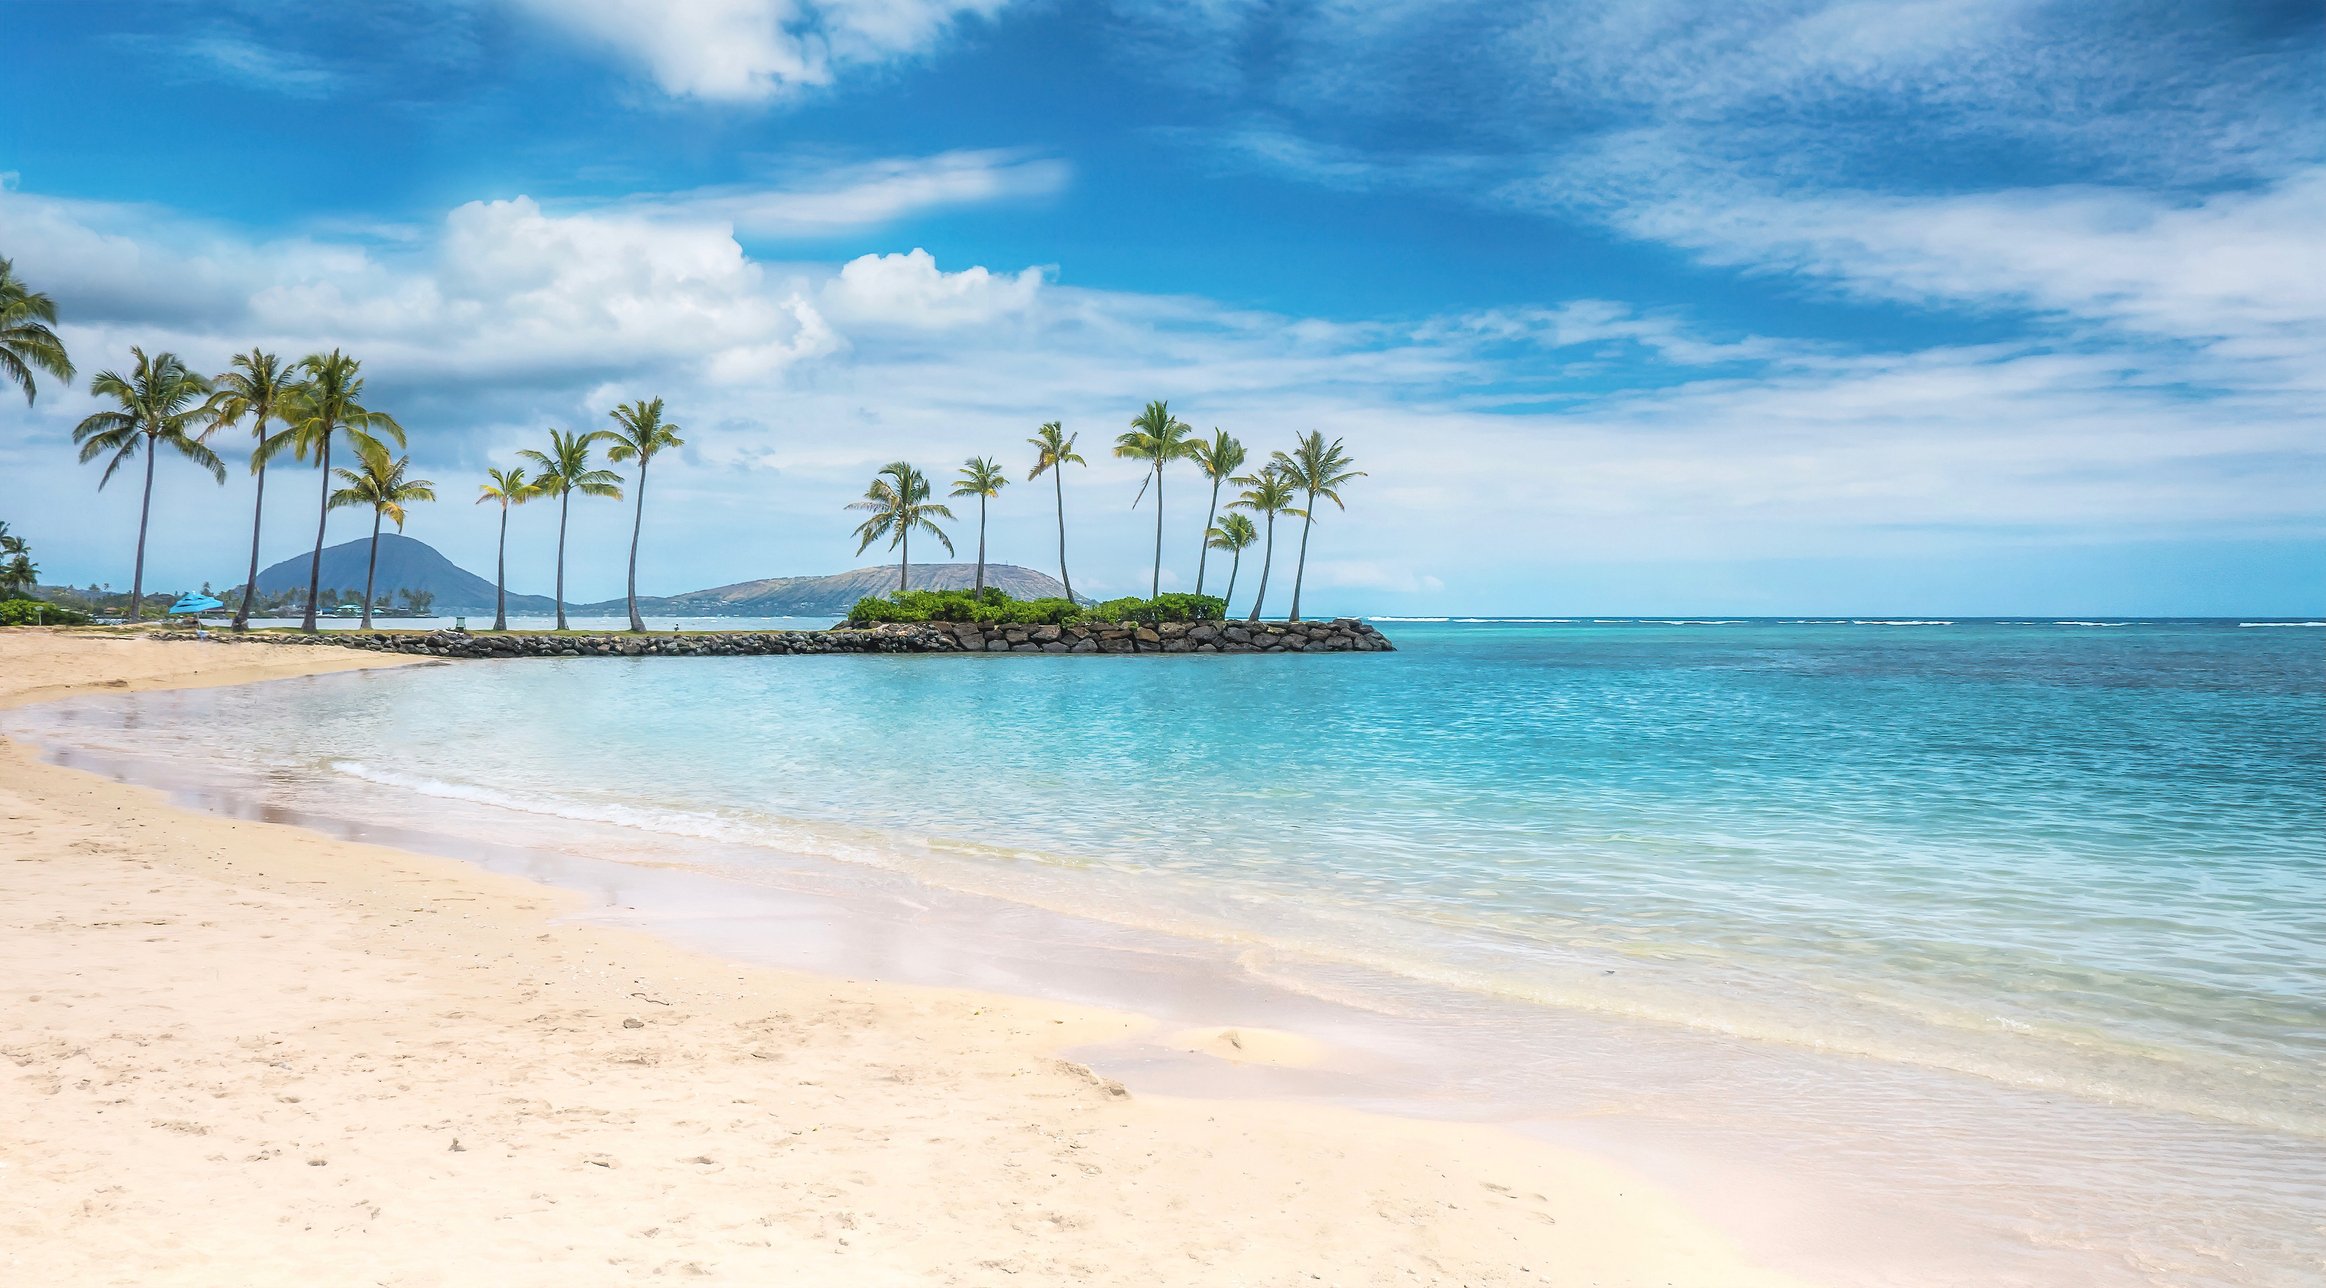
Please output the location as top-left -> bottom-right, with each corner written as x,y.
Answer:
475,466 -> 539,631
849,461 -> 953,594
602,398 -> 685,633
1228,466 -> 1299,623
1026,421 -> 1085,603
1206,511 -> 1259,616
0,521 -> 37,597
1267,432 -> 1366,622
1114,399 -> 1197,599
207,350 -> 294,631
517,428 -> 622,630
0,257 -> 74,404
1189,428 -> 1246,598
70,348 -> 223,622
327,440 -> 435,629
950,456 -> 1010,598
273,350 -> 404,631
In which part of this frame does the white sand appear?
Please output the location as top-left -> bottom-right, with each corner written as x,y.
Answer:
0,631 -> 1806,1286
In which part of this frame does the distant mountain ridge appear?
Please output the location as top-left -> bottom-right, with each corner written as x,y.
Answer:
244,535 -> 1072,618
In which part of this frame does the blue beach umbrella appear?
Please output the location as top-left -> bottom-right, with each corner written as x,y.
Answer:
167,592 -> 225,616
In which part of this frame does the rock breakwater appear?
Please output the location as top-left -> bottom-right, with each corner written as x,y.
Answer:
157,618 -> 1394,658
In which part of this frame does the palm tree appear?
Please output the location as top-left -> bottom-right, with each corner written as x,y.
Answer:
518,428 -> 623,630
1026,421 -> 1085,603
70,349 -> 223,622
327,440 -> 436,629
1114,399 -> 1197,599
475,466 -> 539,631
1189,428 -> 1246,598
1229,466 -> 1299,623
849,461 -> 953,594
602,398 -> 685,633
0,258 -> 74,404
1207,512 -> 1259,616
950,457 -> 1010,598
0,521 -> 37,597
208,350 -> 294,631
1267,432 -> 1366,622
274,350 -> 404,631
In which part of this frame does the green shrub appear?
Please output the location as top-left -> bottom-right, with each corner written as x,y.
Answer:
845,589 -> 1225,627
0,598 -> 93,626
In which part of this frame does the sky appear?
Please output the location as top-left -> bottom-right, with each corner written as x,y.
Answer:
1,0 -> 2320,616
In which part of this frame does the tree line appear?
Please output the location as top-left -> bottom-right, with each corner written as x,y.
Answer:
5,259 -> 1361,630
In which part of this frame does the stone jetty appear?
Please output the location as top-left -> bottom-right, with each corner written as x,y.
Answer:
158,618 -> 1394,658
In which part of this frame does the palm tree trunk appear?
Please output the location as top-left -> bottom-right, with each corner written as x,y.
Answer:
625,458 -> 648,633
1196,476 -> 1221,596
493,503 -> 509,632
234,454 -> 266,631
1288,503 -> 1316,622
974,496 -> 987,597
1053,470 -> 1073,603
1224,551 -> 1241,615
302,434 -> 331,632
554,492 -> 570,630
899,528 -> 909,595
1249,514 -> 1275,622
128,438 -> 156,623
360,510 -> 381,629
1150,466 -> 1164,600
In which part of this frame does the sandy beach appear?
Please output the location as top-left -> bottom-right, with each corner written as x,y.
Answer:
0,631 -> 1800,1287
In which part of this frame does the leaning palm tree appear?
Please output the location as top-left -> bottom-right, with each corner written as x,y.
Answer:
517,428 -> 622,630
1229,466 -> 1299,623
0,258 -> 74,404
327,440 -> 436,629
1207,511 -> 1259,616
1189,428 -> 1246,598
1114,399 -> 1197,599
1026,421 -> 1085,603
70,349 -> 223,622
849,461 -> 953,594
602,398 -> 685,633
1267,432 -> 1366,622
208,350 -> 294,631
475,466 -> 539,631
950,456 -> 1010,597
275,350 -> 404,631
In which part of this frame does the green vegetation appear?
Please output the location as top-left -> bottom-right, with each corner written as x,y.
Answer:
328,440 -> 436,629
71,347 -> 226,622
848,461 -> 954,593
1229,466 -> 1299,622
0,257 -> 74,404
0,520 -> 87,625
272,349 -> 405,632
1026,421 -> 1085,603
475,466 -> 541,632
209,349 -> 295,631
950,457 -> 1010,597
1189,428 -> 1246,598
1114,399 -> 1198,600
604,397 -> 685,634
846,588 -> 1224,627
519,427 -> 623,631
1269,431 -> 1367,623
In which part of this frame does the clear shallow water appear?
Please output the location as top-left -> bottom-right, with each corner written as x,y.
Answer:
15,619 -> 2325,1285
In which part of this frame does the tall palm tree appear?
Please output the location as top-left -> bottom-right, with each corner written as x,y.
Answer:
1229,466 -> 1299,623
0,521 -> 39,597
70,349 -> 223,622
950,456 -> 1010,598
208,350 -> 294,631
475,466 -> 539,631
1,258 -> 74,404
518,428 -> 622,630
1114,399 -> 1197,599
1267,432 -> 1366,622
274,350 -> 403,631
1026,421 -> 1084,603
849,461 -> 953,594
1189,428 -> 1246,598
1207,512 -> 1259,616
327,440 -> 436,629
602,398 -> 685,633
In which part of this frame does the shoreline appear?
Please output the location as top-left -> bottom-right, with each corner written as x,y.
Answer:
0,631 -> 1798,1286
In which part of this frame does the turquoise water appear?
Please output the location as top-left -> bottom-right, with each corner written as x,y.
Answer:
17,618 -> 2325,1284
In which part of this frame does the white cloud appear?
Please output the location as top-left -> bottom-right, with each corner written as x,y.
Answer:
821,248 -> 1043,329
629,150 -> 1068,237
512,0 -> 1016,102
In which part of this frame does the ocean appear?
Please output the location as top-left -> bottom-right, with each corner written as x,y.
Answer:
15,618 -> 2323,1285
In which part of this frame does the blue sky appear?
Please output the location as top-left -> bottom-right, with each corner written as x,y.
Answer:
2,0 -> 2320,614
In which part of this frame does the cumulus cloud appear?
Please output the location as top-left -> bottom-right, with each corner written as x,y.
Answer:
821,248 -> 1043,329
511,0 -> 1016,101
